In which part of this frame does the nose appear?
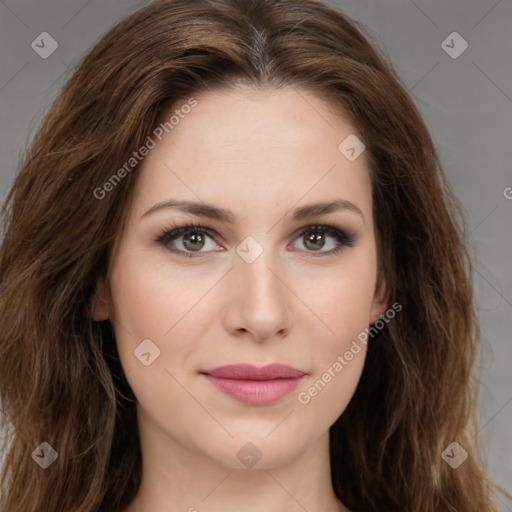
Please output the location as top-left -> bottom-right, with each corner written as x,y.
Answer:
222,251 -> 294,342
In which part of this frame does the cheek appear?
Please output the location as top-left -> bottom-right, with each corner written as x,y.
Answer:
298,250 -> 378,349
107,254 -> 210,427
291,252 -> 376,422
107,249 -> 225,387
294,279 -> 371,432
109,248 -> 212,339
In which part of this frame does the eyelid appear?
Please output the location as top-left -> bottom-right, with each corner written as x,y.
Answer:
156,223 -> 219,246
291,222 -> 355,246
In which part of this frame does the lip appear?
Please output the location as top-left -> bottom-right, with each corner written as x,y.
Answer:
201,364 -> 306,405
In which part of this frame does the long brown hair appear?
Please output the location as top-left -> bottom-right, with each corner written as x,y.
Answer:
0,0 -> 506,510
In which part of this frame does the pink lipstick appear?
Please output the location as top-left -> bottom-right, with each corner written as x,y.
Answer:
201,363 -> 306,405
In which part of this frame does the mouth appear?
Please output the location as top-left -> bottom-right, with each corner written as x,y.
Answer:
200,363 -> 306,405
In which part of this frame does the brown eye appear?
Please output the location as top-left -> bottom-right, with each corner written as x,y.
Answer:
290,225 -> 355,257
303,231 -> 326,251
181,231 -> 206,251
156,225 -> 220,258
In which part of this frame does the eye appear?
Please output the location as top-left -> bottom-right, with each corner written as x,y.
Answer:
155,223 -> 221,259
156,222 -> 355,259
289,224 -> 355,257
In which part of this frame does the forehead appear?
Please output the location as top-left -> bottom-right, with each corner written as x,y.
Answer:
131,85 -> 372,224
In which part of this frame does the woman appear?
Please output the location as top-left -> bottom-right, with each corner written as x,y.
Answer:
0,0 -> 506,510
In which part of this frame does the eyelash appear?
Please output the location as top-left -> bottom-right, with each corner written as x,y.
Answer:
155,221 -> 355,259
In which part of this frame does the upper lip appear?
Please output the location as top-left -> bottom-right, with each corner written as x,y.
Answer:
201,363 -> 306,380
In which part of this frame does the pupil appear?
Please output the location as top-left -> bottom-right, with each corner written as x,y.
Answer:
183,232 -> 204,251
305,232 -> 324,250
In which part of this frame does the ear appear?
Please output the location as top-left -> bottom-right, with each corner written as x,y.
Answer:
90,276 -> 110,321
369,273 -> 389,324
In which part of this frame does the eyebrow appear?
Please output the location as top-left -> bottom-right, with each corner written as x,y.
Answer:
141,198 -> 364,223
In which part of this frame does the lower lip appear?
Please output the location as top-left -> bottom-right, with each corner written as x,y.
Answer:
203,375 -> 304,405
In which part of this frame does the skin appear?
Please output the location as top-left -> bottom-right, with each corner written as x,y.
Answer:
92,84 -> 388,512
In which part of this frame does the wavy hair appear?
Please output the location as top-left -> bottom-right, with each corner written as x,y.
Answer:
0,0 -> 506,510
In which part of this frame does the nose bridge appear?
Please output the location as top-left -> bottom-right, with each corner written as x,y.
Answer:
235,238 -> 284,307
240,250 -> 282,302
225,241 -> 293,339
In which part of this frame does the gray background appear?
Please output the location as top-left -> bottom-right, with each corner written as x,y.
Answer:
1,0 -> 511,507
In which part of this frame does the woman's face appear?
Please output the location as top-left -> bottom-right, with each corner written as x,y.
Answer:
93,85 -> 387,469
